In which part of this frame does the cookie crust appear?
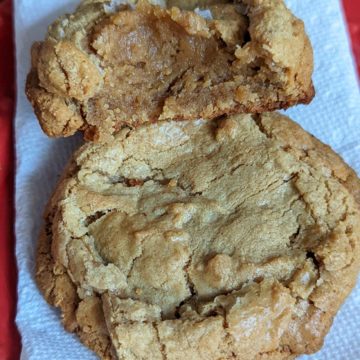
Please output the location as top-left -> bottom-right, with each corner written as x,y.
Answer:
36,112 -> 360,359
26,0 -> 314,141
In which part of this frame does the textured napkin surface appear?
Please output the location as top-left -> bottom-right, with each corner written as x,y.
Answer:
14,0 -> 360,359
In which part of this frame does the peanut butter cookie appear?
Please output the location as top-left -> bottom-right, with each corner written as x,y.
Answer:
26,0 -> 314,141
36,113 -> 360,359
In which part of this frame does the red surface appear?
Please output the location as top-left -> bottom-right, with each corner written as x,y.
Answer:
0,1 -> 358,359
0,0 -> 21,359
343,0 -> 360,76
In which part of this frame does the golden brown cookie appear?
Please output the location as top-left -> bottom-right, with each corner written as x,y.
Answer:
36,112 -> 360,359
26,0 -> 314,141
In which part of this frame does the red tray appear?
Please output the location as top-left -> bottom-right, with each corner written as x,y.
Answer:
0,0 -> 359,359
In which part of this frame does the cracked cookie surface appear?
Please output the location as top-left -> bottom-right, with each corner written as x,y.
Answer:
26,0 -> 314,141
36,112 -> 360,359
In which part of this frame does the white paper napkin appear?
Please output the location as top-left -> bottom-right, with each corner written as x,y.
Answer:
14,0 -> 360,359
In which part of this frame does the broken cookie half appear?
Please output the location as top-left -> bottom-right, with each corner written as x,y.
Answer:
26,0 -> 314,141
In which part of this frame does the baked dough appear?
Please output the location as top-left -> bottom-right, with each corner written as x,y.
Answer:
36,112 -> 360,359
26,0 -> 314,141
